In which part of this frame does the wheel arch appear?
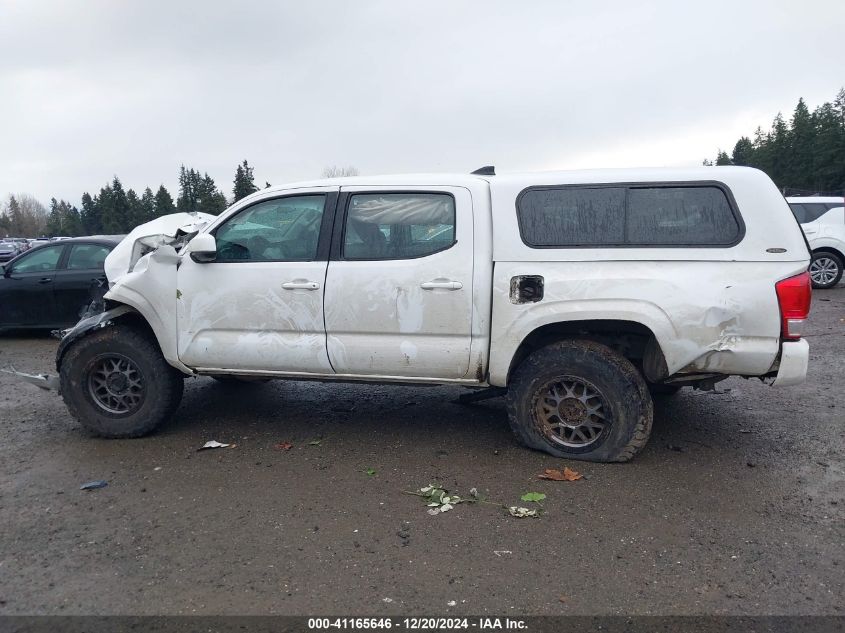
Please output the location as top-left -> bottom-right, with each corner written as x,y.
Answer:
56,302 -> 191,375
499,318 -> 668,387
811,246 -> 845,262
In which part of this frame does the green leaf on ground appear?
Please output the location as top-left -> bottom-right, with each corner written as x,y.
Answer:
520,492 -> 546,503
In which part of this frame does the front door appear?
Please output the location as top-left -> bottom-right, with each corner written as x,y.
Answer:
324,186 -> 474,378
177,188 -> 338,373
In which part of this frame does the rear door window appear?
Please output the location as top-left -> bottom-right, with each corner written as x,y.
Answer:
343,193 -> 456,260
67,244 -> 111,270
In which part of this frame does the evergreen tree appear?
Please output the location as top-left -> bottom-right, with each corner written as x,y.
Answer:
178,166 -> 227,215
154,185 -> 176,217
80,192 -> 101,234
46,198 -> 63,236
715,150 -> 732,165
125,188 -> 145,230
140,187 -> 156,223
731,137 -> 754,165
176,165 -> 198,213
233,159 -> 259,202
710,88 -> 845,193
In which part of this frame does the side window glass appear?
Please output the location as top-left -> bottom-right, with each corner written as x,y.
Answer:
517,187 -> 626,246
214,195 -> 326,262
343,193 -> 456,260
626,187 -> 740,245
803,204 -> 830,222
789,204 -> 807,223
67,244 -> 111,270
11,246 -> 63,273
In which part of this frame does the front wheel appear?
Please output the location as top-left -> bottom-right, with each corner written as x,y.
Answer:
809,252 -> 843,289
506,340 -> 653,462
60,325 -> 184,438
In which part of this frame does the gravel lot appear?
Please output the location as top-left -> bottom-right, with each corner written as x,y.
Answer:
0,288 -> 842,616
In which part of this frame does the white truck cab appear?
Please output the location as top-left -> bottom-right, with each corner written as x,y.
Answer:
786,196 -> 845,288
55,166 -> 812,462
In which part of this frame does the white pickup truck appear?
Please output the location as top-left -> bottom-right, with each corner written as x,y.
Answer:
54,166 -> 812,462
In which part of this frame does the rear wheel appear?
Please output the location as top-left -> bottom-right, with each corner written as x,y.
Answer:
506,340 -> 653,462
60,325 -> 184,438
809,252 -> 843,289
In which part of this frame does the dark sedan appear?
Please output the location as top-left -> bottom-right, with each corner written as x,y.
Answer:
0,235 -> 124,331
0,241 -> 24,262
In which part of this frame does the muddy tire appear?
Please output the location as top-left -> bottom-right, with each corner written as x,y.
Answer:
506,340 -> 653,462
60,325 -> 184,438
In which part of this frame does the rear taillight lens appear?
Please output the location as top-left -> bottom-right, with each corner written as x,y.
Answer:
775,271 -> 812,340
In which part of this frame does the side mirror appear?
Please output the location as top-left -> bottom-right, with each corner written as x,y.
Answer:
187,233 -> 217,263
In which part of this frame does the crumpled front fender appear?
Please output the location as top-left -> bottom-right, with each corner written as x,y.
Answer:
55,305 -> 135,372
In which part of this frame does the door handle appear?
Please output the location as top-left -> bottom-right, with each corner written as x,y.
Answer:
38,277 -> 52,284
420,279 -> 463,290
281,280 -> 320,290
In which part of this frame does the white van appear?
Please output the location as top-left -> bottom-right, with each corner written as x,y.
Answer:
52,166 -> 811,462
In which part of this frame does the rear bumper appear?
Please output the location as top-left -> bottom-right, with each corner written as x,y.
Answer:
772,339 -> 809,387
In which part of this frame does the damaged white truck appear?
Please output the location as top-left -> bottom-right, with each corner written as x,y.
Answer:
52,166 -> 812,462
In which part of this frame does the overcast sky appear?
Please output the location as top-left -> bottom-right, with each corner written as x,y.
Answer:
1,0 -> 843,205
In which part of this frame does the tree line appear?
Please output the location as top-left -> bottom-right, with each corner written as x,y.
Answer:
706,88 -> 845,196
0,160 -> 264,238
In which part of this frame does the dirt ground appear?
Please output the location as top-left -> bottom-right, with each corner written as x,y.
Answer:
0,288 -> 842,616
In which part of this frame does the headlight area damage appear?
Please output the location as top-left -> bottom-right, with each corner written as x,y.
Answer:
4,212 -> 215,392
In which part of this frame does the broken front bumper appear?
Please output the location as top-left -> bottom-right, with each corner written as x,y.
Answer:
771,339 -> 809,387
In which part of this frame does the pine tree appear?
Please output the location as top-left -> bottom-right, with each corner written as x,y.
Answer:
731,137 -> 754,165
80,192 -> 102,234
125,188 -> 145,230
154,185 -> 176,217
140,187 -> 156,223
46,198 -> 63,236
715,151 -> 732,165
63,203 -> 83,236
233,159 -> 259,202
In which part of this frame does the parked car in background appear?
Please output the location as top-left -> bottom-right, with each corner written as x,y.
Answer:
6,238 -> 31,252
786,196 -> 845,288
0,240 -> 25,262
0,235 -> 124,331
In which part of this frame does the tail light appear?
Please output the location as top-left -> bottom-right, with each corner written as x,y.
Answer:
775,271 -> 812,340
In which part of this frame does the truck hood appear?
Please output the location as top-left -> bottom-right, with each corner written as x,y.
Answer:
104,212 -> 216,284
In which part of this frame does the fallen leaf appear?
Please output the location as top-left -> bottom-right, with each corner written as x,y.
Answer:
365,468 -> 377,476
538,467 -> 582,482
275,442 -> 293,451
508,506 -> 539,518
308,439 -> 322,446
520,492 -> 546,503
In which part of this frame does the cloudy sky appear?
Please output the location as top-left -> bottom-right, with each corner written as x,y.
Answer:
1,0 -> 843,205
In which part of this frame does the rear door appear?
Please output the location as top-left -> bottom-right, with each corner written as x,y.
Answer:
0,244 -> 65,327
323,186 -> 474,378
52,242 -> 111,324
